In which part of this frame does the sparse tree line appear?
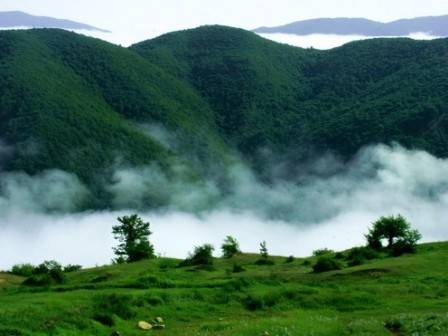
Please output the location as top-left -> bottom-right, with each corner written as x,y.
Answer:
8,214 -> 422,284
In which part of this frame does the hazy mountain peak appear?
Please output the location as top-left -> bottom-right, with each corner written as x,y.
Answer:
253,15 -> 448,36
0,10 -> 110,32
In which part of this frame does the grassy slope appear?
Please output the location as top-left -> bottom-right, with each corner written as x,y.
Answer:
0,242 -> 447,335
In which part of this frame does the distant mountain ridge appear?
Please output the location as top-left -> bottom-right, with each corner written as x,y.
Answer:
254,15 -> 448,36
0,11 -> 109,32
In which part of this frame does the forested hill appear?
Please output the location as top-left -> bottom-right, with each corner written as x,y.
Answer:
132,26 -> 448,159
1,26 -> 448,209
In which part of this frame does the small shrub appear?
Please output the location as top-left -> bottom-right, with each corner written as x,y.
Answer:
312,256 -> 343,273
346,246 -> 379,266
10,264 -> 35,277
285,255 -> 295,263
313,248 -> 335,257
179,244 -> 214,267
64,264 -> 82,273
232,263 -> 245,273
390,230 -> 422,256
347,255 -> 365,267
243,294 -> 264,311
93,313 -> 114,326
303,259 -> 311,266
254,258 -> 275,266
93,294 -> 136,320
146,295 -> 164,306
23,260 -> 66,286
23,274 -> 53,286
384,319 -> 403,333
335,252 -> 345,259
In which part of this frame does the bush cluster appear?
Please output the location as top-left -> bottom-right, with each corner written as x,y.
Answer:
312,255 -> 343,273
22,261 -> 66,286
179,244 -> 215,267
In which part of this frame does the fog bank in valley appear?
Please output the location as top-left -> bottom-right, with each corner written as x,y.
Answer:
259,32 -> 439,49
1,144 -> 448,269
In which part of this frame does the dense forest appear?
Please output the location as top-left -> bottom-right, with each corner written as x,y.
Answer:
1,26 -> 448,209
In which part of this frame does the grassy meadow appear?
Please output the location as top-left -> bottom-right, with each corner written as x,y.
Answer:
0,242 -> 447,335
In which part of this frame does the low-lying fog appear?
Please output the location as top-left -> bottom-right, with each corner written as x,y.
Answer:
259,32 -> 439,49
1,144 -> 448,270
0,27 -> 439,49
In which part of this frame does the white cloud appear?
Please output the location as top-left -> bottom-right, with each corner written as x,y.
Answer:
1,145 -> 448,270
260,32 -> 440,49
1,0 -> 448,46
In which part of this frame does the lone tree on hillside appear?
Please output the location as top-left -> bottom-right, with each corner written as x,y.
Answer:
255,240 -> 274,265
112,214 -> 155,263
259,241 -> 269,259
221,236 -> 241,258
366,215 -> 421,256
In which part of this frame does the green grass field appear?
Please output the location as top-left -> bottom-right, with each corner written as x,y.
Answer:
1,242 -> 447,335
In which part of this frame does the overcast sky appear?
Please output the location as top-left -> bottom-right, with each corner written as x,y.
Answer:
1,0 -> 448,45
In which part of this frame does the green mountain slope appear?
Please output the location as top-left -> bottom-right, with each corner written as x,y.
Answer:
1,26 -> 448,209
1,242 -> 447,335
132,26 -> 448,159
0,29 -> 229,207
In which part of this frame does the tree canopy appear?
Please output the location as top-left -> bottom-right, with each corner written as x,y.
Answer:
112,214 -> 155,263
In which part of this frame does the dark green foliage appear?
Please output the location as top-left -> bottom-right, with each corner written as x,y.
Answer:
93,294 -> 136,320
285,255 -> 295,263
221,236 -> 241,258
10,264 -> 35,277
232,263 -> 245,273
0,328 -> 28,336
63,264 -> 82,273
303,259 -> 312,266
112,214 -> 155,262
242,295 -> 265,311
346,247 -> 379,266
313,248 -> 335,257
335,252 -> 345,259
23,260 -> 65,286
390,230 -> 422,256
366,215 -> 422,256
93,313 -> 115,326
133,26 -> 448,163
1,28 -> 448,213
255,241 -> 274,265
254,259 -> 275,266
179,244 -> 215,267
384,319 -> 403,333
313,256 -> 343,273
145,295 -> 165,306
